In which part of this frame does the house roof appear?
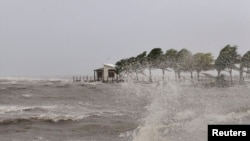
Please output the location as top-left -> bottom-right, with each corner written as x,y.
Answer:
94,67 -> 104,71
104,64 -> 115,68
94,64 -> 115,71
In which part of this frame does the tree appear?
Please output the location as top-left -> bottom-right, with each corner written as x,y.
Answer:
176,48 -> 193,80
115,51 -> 147,82
185,53 -> 194,79
127,57 -> 136,72
115,60 -> 123,76
134,51 -> 147,82
193,53 -> 214,80
238,55 -> 244,84
157,54 -> 169,81
165,49 -> 178,80
215,44 -> 238,83
147,48 -> 163,82
242,51 -> 250,77
115,59 -> 129,80
215,55 -> 226,77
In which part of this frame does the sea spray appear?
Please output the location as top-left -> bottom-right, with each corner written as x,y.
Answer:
129,82 -> 183,141
115,75 -> 182,141
0,76 -> 249,141
116,74 -> 250,141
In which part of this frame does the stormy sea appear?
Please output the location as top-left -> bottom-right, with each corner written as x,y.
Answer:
0,77 -> 250,141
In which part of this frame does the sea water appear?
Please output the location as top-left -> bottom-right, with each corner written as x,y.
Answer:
0,77 -> 250,141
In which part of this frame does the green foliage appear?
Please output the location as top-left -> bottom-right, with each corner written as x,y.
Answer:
115,59 -> 128,75
165,49 -> 178,59
193,53 -> 214,72
147,48 -> 163,61
242,51 -> 250,69
214,55 -> 226,74
165,49 -> 178,69
215,44 -> 238,83
177,48 -> 193,72
115,51 -> 147,77
135,51 -> 147,66
146,48 -> 163,81
215,45 -> 238,73
136,51 -> 147,59
147,48 -> 164,69
114,44 -> 247,83
217,44 -> 238,69
193,53 -> 214,79
177,48 -> 190,59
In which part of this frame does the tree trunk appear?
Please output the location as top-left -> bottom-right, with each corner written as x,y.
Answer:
174,71 -> 177,82
177,71 -> 181,81
162,69 -> 165,81
247,67 -> 250,78
135,71 -> 139,82
190,71 -> 193,79
149,67 -> 152,82
217,70 -> 221,77
197,71 -> 200,81
229,69 -> 233,84
239,64 -> 243,84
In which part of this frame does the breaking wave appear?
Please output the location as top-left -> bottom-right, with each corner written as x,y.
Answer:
0,105 -> 120,125
0,105 -> 101,124
0,105 -> 57,114
117,77 -> 250,141
0,76 -> 72,84
0,114 -> 86,124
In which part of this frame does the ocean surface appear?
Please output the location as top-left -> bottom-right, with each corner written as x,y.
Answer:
0,77 -> 250,141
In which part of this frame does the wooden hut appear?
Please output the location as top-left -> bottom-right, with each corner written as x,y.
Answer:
94,64 -> 116,82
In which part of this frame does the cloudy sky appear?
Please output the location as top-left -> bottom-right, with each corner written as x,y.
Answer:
0,0 -> 249,76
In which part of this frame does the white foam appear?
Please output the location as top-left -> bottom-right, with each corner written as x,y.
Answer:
35,114 -> 86,122
0,105 -> 57,114
22,94 -> 32,98
119,80 -> 250,141
206,110 -> 250,122
0,114 -> 87,123
0,76 -> 72,83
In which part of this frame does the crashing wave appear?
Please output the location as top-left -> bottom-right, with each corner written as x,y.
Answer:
116,79 -> 250,141
0,105 -> 57,114
0,114 -> 86,124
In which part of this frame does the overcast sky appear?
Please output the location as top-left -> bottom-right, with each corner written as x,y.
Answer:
0,0 -> 250,76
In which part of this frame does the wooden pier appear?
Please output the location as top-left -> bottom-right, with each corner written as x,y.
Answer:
72,75 -> 122,83
72,76 -> 94,82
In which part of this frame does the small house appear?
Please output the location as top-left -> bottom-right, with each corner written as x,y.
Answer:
94,64 -> 117,82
